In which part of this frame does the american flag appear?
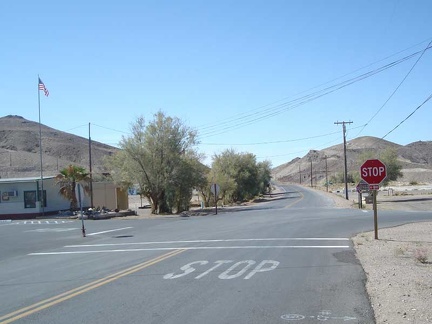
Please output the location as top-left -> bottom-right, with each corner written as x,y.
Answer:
38,78 -> 49,97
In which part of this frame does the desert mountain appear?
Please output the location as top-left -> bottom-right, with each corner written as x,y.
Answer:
272,136 -> 432,184
2,115 -> 432,184
0,115 -> 118,179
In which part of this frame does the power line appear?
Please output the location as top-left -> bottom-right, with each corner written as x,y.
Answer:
354,40 -> 432,137
201,130 -> 341,145
197,48 -> 428,139
197,38 -> 432,133
92,123 -> 130,134
381,93 -> 432,140
202,123 -> 366,146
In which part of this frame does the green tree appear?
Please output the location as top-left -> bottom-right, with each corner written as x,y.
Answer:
55,165 -> 91,210
380,148 -> 403,185
211,149 -> 271,203
257,160 -> 272,195
106,112 -> 204,214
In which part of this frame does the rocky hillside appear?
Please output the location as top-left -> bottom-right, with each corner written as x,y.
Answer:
0,115 -> 118,179
272,136 -> 432,184
2,115 -> 431,184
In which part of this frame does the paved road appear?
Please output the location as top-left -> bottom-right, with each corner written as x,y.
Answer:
0,185 -> 430,323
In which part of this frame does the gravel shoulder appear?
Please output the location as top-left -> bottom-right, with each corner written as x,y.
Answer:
353,223 -> 432,323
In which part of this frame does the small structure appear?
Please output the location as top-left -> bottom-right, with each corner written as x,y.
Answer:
0,176 -> 87,219
0,177 -> 127,220
92,182 -> 128,211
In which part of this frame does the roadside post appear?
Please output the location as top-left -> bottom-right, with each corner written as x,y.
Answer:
210,183 -> 220,215
356,180 -> 369,209
360,159 -> 387,240
77,184 -> 86,237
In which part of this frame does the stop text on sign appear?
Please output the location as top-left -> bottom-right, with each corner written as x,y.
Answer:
361,166 -> 385,178
164,260 -> 279,280
360,159 -> 387,185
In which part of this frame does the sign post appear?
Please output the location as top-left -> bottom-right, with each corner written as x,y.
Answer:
210,183 -> 220,215
360,159 -> 387,240
356,180 -> 369,209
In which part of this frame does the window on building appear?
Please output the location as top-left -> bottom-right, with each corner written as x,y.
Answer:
24,191 -> 37,208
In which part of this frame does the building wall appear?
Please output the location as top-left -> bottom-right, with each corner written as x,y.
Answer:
117,187 -> 129,210
92,182 -> 128,210
0,177 -> 91,219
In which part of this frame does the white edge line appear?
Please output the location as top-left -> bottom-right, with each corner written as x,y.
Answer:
29,245 -> 350,255
65,238 -> 350,248
86,227 -> 133,236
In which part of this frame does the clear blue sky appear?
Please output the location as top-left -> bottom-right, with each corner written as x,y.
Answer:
1,0 -> 431,167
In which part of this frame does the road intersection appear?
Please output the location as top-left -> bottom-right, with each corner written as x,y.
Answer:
0,185 -> 430,323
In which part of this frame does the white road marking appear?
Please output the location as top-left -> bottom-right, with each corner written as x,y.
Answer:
195,260 -> 232,279
164,259 -> 280,280
86,227 -> 133,236
65,237 -> 349,248
281,310 -> 357,321
24,228 -> 78,233
4,220 -> 74,225
29,245 -> 350,256
219,260 -> 256,279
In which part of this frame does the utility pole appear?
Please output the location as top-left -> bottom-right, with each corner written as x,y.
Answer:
310,160 -> 313,187
334,121 -> 353,200
89,123 -> 93,208
324,155 -> 329,192
299,164 -> 301,184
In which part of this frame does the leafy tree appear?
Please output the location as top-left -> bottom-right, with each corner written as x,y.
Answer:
55,165 -> 90,210
107,112 -> 204,214
380,148 -> 403,185
257,160 -> 272,195
211,149 -> 272,203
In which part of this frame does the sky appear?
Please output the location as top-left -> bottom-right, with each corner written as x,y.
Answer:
1,0 -> 432,167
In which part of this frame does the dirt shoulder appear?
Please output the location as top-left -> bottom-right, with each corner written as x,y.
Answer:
353,223 -> 432,323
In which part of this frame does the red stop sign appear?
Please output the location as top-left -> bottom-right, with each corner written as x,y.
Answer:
360,159 -> 387,185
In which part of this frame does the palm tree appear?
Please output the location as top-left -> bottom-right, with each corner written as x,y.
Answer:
55,165 -> 91,210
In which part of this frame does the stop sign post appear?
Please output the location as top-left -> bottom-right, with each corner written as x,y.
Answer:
210,183 -> 220,215
360,159 -> 387,240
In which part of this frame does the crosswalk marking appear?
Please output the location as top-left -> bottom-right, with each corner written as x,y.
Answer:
8,220 -> 74,225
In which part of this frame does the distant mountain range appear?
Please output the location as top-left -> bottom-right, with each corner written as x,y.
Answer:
272,136 -> 432,184
1,115 -> 431,184
0,115 -> 118,179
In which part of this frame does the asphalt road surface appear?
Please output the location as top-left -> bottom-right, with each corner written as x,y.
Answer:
0,184 -> 430,324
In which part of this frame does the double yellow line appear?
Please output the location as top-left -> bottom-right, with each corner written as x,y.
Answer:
0,249 -> 185,323
284,189 -> 304,208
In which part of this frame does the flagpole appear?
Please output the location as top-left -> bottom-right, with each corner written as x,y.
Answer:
89,122 -> 93,208
38,75 -> 45,216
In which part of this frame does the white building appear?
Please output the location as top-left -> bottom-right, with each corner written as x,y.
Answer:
0,176 -> 90,220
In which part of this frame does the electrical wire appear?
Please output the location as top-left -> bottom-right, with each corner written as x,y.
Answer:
201,130 -> 341,145
197,48 -> 428,139
381,93 -> 432,140
197,38 -> 432,132
354,40 -> 432,137
92,123 -> 130,134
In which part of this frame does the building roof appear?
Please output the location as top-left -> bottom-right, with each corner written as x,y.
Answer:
0,176 -> 55,184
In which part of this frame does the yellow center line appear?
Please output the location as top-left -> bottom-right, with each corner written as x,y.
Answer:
284,190 -> 304,208
0,249 -> 185,324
